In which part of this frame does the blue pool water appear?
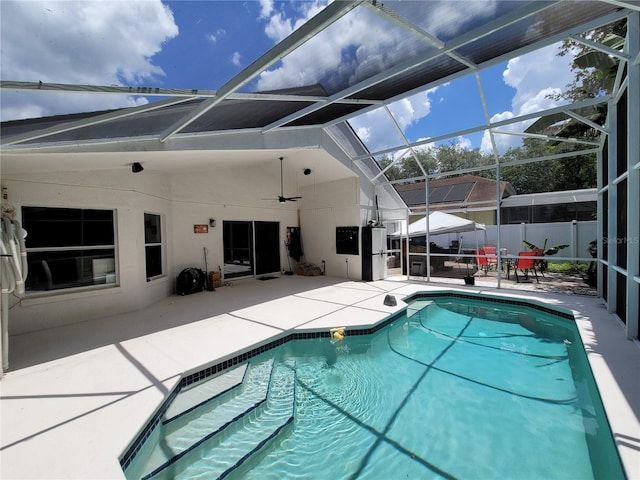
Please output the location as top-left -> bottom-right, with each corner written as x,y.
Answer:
125,297 -> 624,479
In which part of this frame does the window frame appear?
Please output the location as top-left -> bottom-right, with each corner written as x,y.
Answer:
144,212 -> 165,281
21,206 -> 118,294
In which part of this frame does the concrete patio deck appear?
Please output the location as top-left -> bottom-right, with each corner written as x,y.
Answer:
1,275 -> 638,479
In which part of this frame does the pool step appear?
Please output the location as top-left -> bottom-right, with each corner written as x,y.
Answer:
164,363 -> 248,423
407,299 -> 433,318
166,360 -> 296,479
139,359 -> 275,480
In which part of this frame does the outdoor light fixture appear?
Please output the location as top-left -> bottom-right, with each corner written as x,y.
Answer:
131,162 -> 144,173
303,168 -> 312,175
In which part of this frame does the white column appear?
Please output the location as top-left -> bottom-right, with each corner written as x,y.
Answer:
625,11 -> 639,339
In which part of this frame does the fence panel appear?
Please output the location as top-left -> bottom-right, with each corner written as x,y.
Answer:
428,221 -> 596,261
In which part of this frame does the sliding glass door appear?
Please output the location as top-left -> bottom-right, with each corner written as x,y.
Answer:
255,221 -> 280,275
223,221 -> 280,279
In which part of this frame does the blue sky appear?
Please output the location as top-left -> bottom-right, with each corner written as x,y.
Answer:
0,0 -> 576,154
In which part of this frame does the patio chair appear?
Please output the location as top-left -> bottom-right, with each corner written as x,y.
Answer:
477,249 -> 489,273
514,251 -> 539,283
483,246 -> 498,270
533,248 -> 546,277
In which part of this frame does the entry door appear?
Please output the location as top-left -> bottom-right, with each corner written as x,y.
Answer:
254,221 -> 280,275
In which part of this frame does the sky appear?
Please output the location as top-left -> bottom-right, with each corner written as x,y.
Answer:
0,0 -> 577,155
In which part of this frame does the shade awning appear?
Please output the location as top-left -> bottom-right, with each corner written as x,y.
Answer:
392,211 -> 486,238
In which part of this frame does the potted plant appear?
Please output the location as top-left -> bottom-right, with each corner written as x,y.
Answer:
461,255 -> 475,285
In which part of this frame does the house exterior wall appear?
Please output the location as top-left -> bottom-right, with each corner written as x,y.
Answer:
4,170 -> 174,334
298,177 -> 361,279
3,165 -> 363,334
465,210 -> 494,226
169,167 -> 299,278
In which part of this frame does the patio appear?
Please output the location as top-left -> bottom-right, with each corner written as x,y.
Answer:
391,258 -> 598,297
1,275 -> 638,479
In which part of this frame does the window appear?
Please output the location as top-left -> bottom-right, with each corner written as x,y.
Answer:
22,206 -> 116,292
501,206 -> 530,224
144,213 -> 163,280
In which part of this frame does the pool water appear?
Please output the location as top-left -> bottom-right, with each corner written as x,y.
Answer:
126,297 -> 625,479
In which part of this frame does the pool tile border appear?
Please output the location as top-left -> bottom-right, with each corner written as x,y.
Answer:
120,290 -> 574,472
405,291 -> 575,320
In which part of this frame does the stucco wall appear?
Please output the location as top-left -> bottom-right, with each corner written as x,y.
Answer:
3,170 -> 173,334
2,165 -> 363,334
298,177 -> 361,279
169,166 -> 299,276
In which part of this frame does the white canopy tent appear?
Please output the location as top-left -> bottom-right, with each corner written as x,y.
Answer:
393,211 -> 485,238
391,211 -> 486,279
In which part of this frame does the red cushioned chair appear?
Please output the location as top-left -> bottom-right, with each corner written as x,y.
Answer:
483,246 -> 498,270
514,251 -> 539,283
477,249 -> 489,273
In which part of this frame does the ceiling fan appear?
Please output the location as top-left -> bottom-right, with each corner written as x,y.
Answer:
266,157 -> 302,203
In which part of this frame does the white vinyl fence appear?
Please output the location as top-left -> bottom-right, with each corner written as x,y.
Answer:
429,220 -> 597,261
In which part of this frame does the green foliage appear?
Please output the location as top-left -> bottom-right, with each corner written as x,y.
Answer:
378,140 -> 493,182
546,262 -> 589,275
522,240 -> 569,256
555,20 -> 626,102
498,137 -> 597,194
378,20 -> 623,192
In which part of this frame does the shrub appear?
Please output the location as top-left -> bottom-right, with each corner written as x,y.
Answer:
547,262 -> 589,275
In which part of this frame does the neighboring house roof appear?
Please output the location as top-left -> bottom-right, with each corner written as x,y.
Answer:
500,188 -> 597,207
395,175 -> 516,211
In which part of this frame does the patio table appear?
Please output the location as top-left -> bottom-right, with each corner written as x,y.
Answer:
501,254 -> 518,280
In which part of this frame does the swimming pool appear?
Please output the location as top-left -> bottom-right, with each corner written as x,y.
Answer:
122,294 -> 625,479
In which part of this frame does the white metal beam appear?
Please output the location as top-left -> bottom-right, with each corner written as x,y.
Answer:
568,34 -> 629,60
599,0 -> 640,12
563,109 -> 609,133
490,130 -> 602,146
158,0 -> 363,142
625,10 -> 639,338
261,1 -> 560,132
351,95 -> 610,161
320,8 -> 629,133
0,81 -> 217,98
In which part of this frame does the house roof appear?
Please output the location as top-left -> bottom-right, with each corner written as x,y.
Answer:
395,175 -> 516,211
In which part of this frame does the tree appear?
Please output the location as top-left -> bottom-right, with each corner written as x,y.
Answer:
554,20 -> 626,102
379,141 -> 484,182
496,137 -> 596,194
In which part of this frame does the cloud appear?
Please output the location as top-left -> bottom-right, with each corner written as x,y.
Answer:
232,52 -> 242,67
349,89 -> 438,154
0,1 -> 179,121
481,43 -> 574,153
256,2 -> 419,93
259,0 -> 275,19
207,28 -> 226,45
454,136 -> 473,150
